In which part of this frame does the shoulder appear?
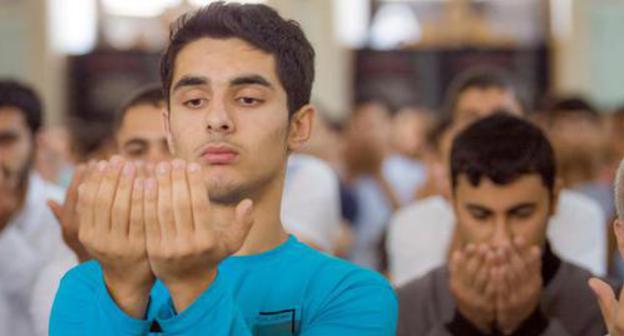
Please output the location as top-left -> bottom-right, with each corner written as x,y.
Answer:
558,189 -> 604,219
388,196 -> 453,246
294,240 -> 392,289
290,242 -> 398,330
286,154 -> 337,187
396,266 -> 447,304
391,196 -> 451,225
545,261 -> 605,332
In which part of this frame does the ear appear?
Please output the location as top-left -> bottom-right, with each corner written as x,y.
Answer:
162,108 -> 176,155
287,104 -> 315,151
549,178 -> 562,216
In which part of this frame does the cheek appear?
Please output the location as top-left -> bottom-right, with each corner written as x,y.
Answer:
456,213 -> 491,243
511,216 -> 547,244
1,139 -> 32,170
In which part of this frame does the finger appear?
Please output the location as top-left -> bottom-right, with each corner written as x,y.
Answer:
94,157 -> 124,235
507,243 -> 529,282
63,164 -> 86,209
221,199 -> 254,255
187,163 -> 212,234
144,178 -> 160,250
527,245 -> 542,274
145,162 -> 156,179
589,277 -> 616,331
129,177 -> 145,241
47,200 -> 62,222
495,266 -> 511,309
171,159 -> 193,236
484,267 -> 497,302
474,248 -> 494,294
78,161 -> 105,235
156,162 -> 176,239
111,162 -> 136,237
463,244 -> 486,287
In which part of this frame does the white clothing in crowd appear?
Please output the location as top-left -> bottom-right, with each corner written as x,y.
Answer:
282,154 -> 342,252
350,154 -> 426,270
0,174 -> 75,336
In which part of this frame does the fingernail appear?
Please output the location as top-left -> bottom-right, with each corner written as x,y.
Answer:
123,163 -> 134,176
188,163 -> 201,173
110,156 -> 123,169
172,159 -> 185,170
157,162 -> 169,175
97,161 -> 107,172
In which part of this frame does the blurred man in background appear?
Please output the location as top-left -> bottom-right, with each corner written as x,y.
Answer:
398,114 -> 605,336
0,80 -> 69,336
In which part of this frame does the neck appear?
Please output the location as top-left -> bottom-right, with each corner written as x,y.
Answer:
212,168 -> 289,256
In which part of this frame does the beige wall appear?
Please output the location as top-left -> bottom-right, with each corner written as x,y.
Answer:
268,0 -> 351,119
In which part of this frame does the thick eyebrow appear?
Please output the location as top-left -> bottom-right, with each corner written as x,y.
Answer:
172,75 -> 209,93
230,75 -> 273,89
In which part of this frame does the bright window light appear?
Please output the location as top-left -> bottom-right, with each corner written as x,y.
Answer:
370,3 -> 421,50
333,0 -> 370,48
49,0 -> 97,54
188,0 -> 266,6
102,0 -> 182,17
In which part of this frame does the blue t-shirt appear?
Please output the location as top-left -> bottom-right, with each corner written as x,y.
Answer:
50,235 -> 397,335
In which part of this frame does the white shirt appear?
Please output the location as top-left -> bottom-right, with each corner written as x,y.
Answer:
350,155 -> 427,270
281,154 -> 342,252
387,190 -> 607,287
0,174 -> 72,336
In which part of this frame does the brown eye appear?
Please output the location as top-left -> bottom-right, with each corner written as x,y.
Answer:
184,98 -> 206,109
236,97 -> 263,106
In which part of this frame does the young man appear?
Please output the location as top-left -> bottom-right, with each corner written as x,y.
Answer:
50,3 -> 396,335
397,113 -> 605,335
386,69 -> 606,285
115,84 -> 173,163
0,80 -> 68,336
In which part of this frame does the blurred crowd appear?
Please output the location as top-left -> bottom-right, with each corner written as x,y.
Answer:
2,2 -> 624,336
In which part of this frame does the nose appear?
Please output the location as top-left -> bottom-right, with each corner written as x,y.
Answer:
205,100 -> 234,134
490,216 -> 512,248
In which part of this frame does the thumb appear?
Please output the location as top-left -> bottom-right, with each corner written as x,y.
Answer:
589,277 -> 616,332
222,199 -> 254,255
47,200 -> 63,223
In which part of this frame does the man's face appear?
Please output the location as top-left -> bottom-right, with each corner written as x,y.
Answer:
116,103 -> 171,163
166,37 -> 309,205
454,87 -> 523,127
453,174 -> 555,249
0,107 -> 33,182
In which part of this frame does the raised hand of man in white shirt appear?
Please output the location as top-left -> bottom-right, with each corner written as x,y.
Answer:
590,219 -> 624,335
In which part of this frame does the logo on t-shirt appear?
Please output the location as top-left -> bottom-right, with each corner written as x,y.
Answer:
253,307 -> 300,336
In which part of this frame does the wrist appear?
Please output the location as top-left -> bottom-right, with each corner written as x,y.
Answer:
165,268 -> 217,313
103,272 -> 153,319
